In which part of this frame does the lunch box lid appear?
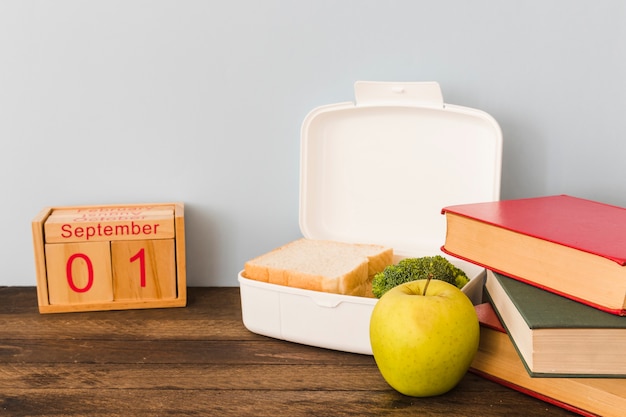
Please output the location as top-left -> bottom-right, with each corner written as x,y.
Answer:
299,81 -> 502,255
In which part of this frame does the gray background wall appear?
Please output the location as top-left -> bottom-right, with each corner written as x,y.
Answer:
2,1 -> 624,287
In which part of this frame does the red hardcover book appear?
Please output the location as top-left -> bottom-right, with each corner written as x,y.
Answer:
471,303 -> 626,417
441,195 -> 626,315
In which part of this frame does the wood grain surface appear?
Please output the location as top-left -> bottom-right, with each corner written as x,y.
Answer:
0,287 -> 576,416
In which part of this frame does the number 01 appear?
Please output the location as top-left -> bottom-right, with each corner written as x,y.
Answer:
66,248 -> 147,293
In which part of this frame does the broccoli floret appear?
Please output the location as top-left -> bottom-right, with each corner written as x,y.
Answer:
372,255 -> 469,298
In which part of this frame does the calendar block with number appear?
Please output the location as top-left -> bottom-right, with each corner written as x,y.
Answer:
32,203 -> 186,313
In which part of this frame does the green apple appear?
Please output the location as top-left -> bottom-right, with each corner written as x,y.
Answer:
369,279 -> 479,397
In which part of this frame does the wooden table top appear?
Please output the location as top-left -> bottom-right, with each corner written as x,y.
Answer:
0,287 -> 576,416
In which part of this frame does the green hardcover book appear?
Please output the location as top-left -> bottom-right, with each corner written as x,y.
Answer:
485,270 -> 626,377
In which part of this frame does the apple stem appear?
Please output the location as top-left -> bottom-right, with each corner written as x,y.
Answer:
422,273 -> 433,296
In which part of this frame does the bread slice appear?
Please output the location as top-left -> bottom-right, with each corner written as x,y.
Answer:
243,238 -> 393,297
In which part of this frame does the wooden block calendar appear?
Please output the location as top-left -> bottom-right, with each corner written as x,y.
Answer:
32,203 -> 186,313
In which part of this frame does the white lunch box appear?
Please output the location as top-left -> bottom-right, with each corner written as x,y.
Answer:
238,81 -> 502,355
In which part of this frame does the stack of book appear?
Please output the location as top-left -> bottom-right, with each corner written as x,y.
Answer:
441,195 -> 626,417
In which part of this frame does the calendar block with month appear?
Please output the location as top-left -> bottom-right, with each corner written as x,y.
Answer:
32,203 -> 186,313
